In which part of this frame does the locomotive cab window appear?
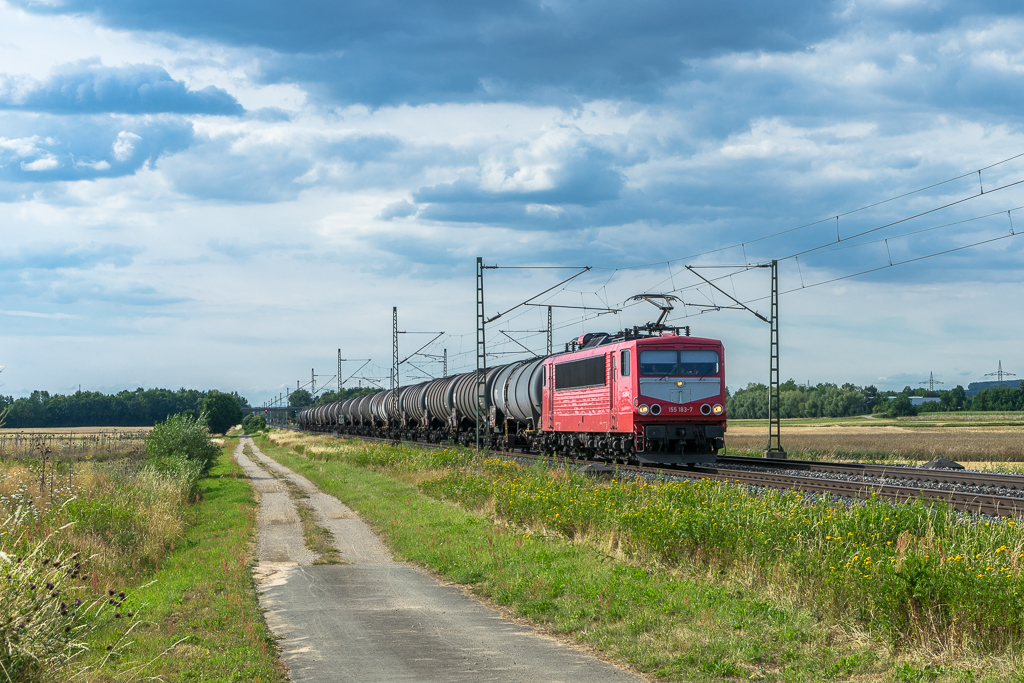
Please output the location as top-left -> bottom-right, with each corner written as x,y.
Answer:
620,349 -> 630,376
640,349 -> 719,376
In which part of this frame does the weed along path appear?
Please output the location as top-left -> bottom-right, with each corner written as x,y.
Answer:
234,437 -> 646,683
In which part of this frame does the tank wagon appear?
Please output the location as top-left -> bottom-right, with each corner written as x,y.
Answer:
297,324 -> 726,466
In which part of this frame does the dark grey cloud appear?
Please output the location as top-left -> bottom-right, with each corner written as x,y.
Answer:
15,0 -> 1024,107
12,0 -> 846,105
1,62 -> 243,115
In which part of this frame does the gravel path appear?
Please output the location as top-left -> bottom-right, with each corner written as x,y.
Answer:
235,438 -> 645,683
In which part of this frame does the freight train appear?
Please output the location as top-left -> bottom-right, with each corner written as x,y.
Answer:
297,322 -> 726,466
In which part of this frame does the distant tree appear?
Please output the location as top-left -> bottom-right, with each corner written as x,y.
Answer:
0,387 -> 241,428
949,385 -> 967,411
728,379 -> 868,419
202,390 -> 244,434
972,385 -> 1024,412
887,393 -> 918,417
289,389 -> 313,408
314,389 -> 340,406
313,386 -> 380,405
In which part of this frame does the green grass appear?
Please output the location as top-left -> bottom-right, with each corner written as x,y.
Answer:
260,432 -> 1024,681
255,435 -> 911,682
77,441 -> 285,682
428,460 -> 1024,650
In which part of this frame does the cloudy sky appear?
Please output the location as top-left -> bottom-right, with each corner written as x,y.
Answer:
1,0 -> 1023,404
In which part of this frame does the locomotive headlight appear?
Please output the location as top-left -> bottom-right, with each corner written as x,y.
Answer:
677,380 -> 683,387
712,404 -> 724,415
638,404 -> 649,415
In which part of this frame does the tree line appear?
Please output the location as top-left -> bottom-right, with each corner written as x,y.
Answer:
0,388 -> 249,429
280,386 -> 381,409
727,380 -> 1024,419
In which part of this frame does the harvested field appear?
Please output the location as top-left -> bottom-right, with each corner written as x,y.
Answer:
0,426 -> 154,434
725,422 -> 1024,462
0,430 -> 149,461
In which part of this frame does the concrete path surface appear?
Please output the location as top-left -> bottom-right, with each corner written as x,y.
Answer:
235,437 -> 646,683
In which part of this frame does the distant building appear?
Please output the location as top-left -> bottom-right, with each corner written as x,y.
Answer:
966,380 -> 1024,397
909,396 -> 940,406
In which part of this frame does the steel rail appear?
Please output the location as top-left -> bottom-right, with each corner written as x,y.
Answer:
514,453 -> 1024,519
684,465 -> 1024,518
717,455 -> 1024,492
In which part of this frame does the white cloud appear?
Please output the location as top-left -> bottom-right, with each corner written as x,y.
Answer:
20,155 -> 58,170
76,159 -> 111,170
111,131 -> 141,161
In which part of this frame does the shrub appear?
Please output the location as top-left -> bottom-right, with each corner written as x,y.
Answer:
241,413 -> 267,433
146,412 -> 220,480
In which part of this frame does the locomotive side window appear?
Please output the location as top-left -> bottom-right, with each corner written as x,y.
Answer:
555,356 -> 606,390
620,349 -> 630,376
640,350 -> 719,376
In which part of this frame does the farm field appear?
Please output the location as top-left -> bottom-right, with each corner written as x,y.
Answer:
0,426 -> 155,434
726,418 -> 1024,463
261,429 -> 1024,682
0,428 -> 150,461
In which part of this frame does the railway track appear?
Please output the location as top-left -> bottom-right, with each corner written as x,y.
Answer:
717,454 -> 1024,493
277,427 -> 1024,518
507,453 -> 1024,519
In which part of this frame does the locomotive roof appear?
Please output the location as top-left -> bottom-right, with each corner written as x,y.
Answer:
550,330 -> 723,359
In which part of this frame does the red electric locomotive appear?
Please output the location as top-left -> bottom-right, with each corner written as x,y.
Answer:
538,324 -> 726,465
303,294 -> 726,467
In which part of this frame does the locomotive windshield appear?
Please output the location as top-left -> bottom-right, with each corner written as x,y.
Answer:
639,349 -> 719,377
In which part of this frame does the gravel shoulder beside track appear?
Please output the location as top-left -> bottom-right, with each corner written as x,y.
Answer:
234,437 -> 647,683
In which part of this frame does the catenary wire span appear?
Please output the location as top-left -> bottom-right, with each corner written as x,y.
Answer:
601,150 -> 1024,272
664,230 -> 1023,323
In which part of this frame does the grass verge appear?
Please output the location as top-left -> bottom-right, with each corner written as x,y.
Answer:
75,439 -> 285,682
254,434 -> 910,682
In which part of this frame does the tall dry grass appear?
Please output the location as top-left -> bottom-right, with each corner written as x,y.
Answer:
0,459 -> 193,583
